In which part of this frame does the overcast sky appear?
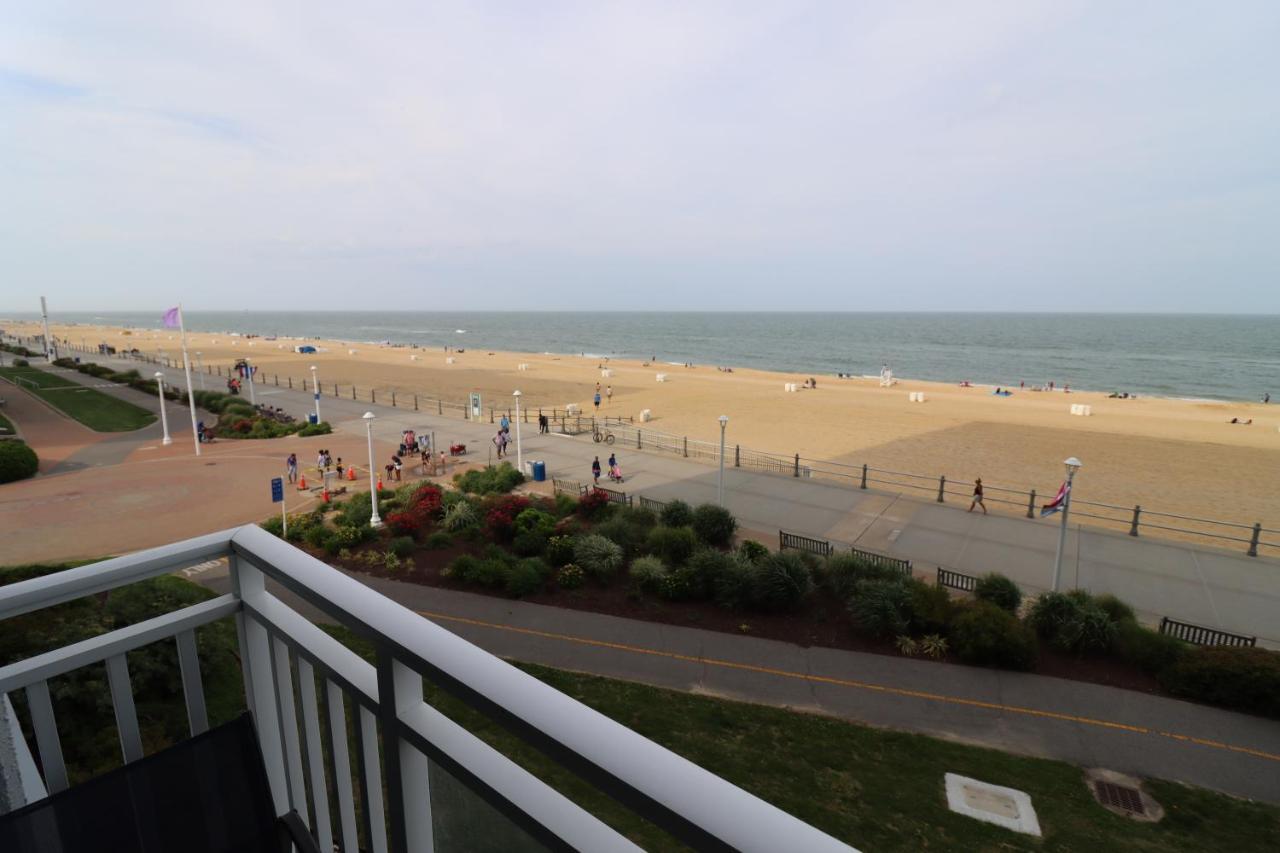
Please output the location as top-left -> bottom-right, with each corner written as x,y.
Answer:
2,1 -> 1278,312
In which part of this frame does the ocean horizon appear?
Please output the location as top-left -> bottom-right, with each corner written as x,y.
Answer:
5,311 -> 1277,403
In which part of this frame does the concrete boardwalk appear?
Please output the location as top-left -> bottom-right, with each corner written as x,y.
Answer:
186,558 -> 1280,805
126,355 -> 1280,647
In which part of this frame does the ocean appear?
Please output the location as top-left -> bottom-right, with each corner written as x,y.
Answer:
5,311 -> 1277,403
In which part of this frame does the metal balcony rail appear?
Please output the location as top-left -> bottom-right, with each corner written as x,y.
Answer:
0,526 -> 853,853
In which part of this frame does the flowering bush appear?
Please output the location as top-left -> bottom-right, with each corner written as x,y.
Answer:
484,495 -> 532,540
576,489 -> 613,520
386,507 -> 430,537
408,483 -> 443,517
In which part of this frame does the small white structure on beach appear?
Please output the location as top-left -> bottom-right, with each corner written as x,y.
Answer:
879,365 -> 896,387
348,349 -> 357,355
601,369 -> 612,378
517,363 -> 529,371
909,391 -> 926,402
656,373 -> 668,382
446,357 -> 455,364
640,409 -> 652,422
566,403 -> 581,415
410,355 -> 419,361
784,382 -> 798,392
1070,404 -> 1093,416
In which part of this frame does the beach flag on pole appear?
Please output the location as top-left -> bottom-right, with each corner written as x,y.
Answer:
161,305 -> 202,457
1041,481 -> 1069,517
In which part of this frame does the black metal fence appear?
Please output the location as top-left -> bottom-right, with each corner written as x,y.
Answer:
778,530 -> 833,558
936,567 -> 979,592
1158,617 -> 1256,647
593,486 -> 632,507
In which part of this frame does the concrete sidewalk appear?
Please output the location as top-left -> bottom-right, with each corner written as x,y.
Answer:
120,353 -> 1279,646
186,558 -> 1280,805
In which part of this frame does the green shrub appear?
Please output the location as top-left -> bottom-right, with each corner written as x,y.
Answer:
646,526 -> 698,567
573,534 -> 624,581
1093,593 -> 1136,625
260,515 -> 284,537
737,540 -> 769,564
557,563 -> 585,589
505,559 -> 546,597
304,524 -> 330,549
908,581 -> 955,635
329,525 -> 364,552
388,536 -> 416,558
512,531 -> 548,557
0,441 -> 38,483
12,358 -> 29,367
659,499 -> 694,528
691,504 -> 737,547
714,556 -> 755,609
545,535 -> 576,567
685,549 -> 735,599
618,505 -> 657,528
552,493 -> 577,518
1115,620 -> 1187,675
1159,646 -> 1280,718
848,578 -> 913,638
819,553 -> 903,599
951,602 -> 1038,670
473,557 -> 510,588
443,501 -> 479,532
338,495 -> 374,529
657,567 -> 698,601
445,554 -> 480,581
514,508 -> 556,538
592,516 -> 650,558
750,552 -> 812,612
974,573 -> 1022,614
424,531 -> 453,550
297,421 -> 333,437
1029,591 -> 1118,655
441,489 -> 471,512
629,556 -> 668,592
453,462 -> 525,495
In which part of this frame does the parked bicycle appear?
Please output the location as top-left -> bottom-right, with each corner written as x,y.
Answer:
593,428 -> 615,445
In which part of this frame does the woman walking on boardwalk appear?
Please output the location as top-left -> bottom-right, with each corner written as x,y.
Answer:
968,478 -> 987,514
591,456 -> 601,485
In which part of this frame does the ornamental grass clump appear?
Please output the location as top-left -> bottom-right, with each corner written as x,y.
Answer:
973,573 -> 1022,614
749,552 -> 813,612
573,534 -> 624,581
951,601 -> 1038,670
628,555 -> 668,593
691,503 -> 737,547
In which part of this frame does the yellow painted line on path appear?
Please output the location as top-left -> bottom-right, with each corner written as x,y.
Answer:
418,609 -> 1280,764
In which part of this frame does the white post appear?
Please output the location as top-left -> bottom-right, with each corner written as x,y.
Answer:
246,358 -> 256,405
39,296 -> 52,361
1050,458 -> 1081,593
364,412 -> 383,528
718,415 -> 729,506
177,306 -> 201,457
155,372 -> 172,445
195,351 -> 205,391
281,498 -> 288,539
513,390 -> 523,472
311,365 -> 321,423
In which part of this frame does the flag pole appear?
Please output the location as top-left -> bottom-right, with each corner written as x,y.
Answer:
178,304 -> 201,457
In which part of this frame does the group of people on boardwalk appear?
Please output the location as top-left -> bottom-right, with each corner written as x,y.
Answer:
592,453 -> 623,484
494,413 -> 512,458
592,382 -> 613,412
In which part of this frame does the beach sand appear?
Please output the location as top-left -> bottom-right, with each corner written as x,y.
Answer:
13,321 -> 1280,537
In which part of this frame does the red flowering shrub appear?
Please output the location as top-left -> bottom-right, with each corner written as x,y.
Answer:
485,495 -> 532,540
386,507 -> 430,537
409,484 -> 443,517
233,419 -> 253,434
576,489 -> 613,520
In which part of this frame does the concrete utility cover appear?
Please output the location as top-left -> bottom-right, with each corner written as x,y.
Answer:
944,773 -> 1042,837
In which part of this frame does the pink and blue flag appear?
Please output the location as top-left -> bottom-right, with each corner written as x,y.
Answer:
162,306 -> 180,328
1040,481 -> 1069,517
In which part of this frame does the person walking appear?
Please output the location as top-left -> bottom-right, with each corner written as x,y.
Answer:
335,457 -> 344,479
968,478 -> 987,514
606,385 -> 613,406
500,413 -> 510,434
286,453 -> 298,484
538,413 -> 548,434
593,391 -> 601,412
591,456 -> 601,485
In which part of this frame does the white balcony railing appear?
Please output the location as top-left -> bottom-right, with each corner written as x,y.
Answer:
0,526 -> 856,852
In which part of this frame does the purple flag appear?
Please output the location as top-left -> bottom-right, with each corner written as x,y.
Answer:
162,306 -> 180,328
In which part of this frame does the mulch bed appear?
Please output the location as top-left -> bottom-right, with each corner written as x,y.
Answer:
316,535 -> 1164,697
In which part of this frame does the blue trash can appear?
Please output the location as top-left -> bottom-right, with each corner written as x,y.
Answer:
532,461 -> 546,482
308,413 -> 318,425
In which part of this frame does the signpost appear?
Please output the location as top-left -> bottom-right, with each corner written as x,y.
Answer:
271,476 -> 286,537
470,392 -> 482,420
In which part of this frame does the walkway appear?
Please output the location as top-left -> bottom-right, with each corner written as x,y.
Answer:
185,558 -> 1280,805
122,354 -> 1280,647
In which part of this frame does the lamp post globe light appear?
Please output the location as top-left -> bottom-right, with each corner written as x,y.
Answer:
718,415 -> 729,507
155,372 -> 172,445
310,365 -> 321,423
512,390 -> 523,472
1050,456 -> 1083,592
363,412 -> 383,528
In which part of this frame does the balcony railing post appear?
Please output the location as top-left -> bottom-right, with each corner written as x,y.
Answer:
860,464 -> 867,489
937,475 -> 946,502
1026,489 -> 1036,518
376,648 -> 434,853
1248,522 -> 1261,557
1130,505 -> 1142,536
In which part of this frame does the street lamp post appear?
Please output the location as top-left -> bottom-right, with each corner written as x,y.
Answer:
155,372 -> 172,445
245,358 -> 256,405
310,365 -> 321,424
1050,456 -> 1083,592
195,352 -> 205,391
718,415 -> 729,507
512,390 -> 523,472
363,412 -> 383,529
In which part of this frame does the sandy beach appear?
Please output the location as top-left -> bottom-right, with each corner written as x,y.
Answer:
11,320 -> 1280,534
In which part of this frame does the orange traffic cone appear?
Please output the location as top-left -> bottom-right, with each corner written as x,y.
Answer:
377,476 -> 383,491
322,487 -> 330,503
347,466 -> 357,481
298,474 -> 307,490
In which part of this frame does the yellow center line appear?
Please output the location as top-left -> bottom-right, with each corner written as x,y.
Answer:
418,609 -> 1280,764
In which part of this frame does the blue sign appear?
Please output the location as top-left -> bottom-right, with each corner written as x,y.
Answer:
270,477 -> 284,503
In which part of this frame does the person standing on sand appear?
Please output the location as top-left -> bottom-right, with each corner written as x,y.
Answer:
968,479 -> 987,514
593,391 -> 601,412
591,456 -> 601,485
606,385 -> 612,405
1265,393 -> 1271,404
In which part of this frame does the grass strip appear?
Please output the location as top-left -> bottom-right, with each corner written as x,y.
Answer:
0,365 -> 156,432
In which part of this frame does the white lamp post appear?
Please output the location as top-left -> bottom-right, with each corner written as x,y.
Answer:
718,414 -> 729,507
363,412 -> 383,528
155,372 -> 172,445
310,365 -> 321,424
245,358 -> 256,405
512,390 -> 523,472
1050,456 -> 1083,592
195,352 -> 205,391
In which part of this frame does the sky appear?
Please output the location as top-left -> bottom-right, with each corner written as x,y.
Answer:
2,1 -> 1278,312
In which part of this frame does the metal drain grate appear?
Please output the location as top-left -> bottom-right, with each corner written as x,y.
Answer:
1095,780 -> 1145,814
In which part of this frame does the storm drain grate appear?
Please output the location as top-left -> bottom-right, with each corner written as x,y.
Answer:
1094,781 -> 1145,815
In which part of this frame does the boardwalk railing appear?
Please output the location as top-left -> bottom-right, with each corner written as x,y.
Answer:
850,546 -> 912,578
638,495 -> 669,515
593,486 -> 632,507
779,530 -> 833,558
552,478 -> 587,498
1158,617 -> 1257,648
0,527 -> 853,851
936,567 -> 979,592
23,335 -> 1277,557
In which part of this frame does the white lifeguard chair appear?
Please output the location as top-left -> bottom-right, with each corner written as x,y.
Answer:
879,365 -> 896,387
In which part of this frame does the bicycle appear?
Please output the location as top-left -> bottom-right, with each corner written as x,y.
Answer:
593,429 -> 615,445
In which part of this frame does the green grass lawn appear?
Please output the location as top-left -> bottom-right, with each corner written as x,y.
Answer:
0,365 -> 156,432
325,626 -> 1280,852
